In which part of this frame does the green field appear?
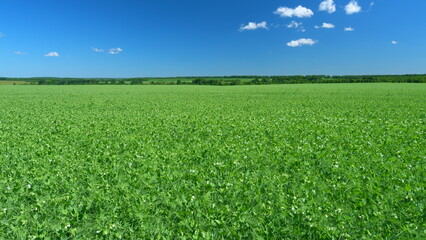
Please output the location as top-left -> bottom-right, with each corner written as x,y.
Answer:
0,84 -> 425,239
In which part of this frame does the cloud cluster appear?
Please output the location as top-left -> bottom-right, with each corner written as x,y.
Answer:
274,5 -> 314,18
9,48 -> 124,57
287,21 -> 302,29
240,21 -> 268,31
345,1 -> 362,15
92,47 -> 123,54
92,47 -> 104,52
392,41 -> 398,45
0,33 -> 4,38
109,48 -> 123,54
319,0 -> 336,14
14,51 -> 26,55
268,1 -> 365,47
286,21 -> 306,32
315,23 -> 335,29
287,38 -> 317,47
45,52 -> 59,57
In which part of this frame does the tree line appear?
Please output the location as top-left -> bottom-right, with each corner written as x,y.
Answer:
0,75 -> 425,85
192,75 -> 426,85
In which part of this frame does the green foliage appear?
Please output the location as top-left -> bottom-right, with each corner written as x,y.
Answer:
0,84 -> 425,239
1,74 -> 426,85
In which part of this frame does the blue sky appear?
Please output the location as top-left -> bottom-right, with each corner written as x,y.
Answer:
0,0 -> 425,77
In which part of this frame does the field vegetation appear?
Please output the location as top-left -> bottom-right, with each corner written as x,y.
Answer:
0,84 -> 424,239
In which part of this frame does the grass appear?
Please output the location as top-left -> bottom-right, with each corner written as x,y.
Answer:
0,84 -> 425,239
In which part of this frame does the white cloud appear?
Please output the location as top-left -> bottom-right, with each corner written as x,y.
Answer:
14,51 -> 26,55
366,2 -> 375,12
315,23 -> 335,29
108,48 -> 123,54
274,5 -> 314,18
44,52 -> 59,57
391,41 -> 398,45
287,21 -> 302,29
345,1 -> 362,15
92,47 -> 104,52
287,21 -> 306,32
319,0 -> 336,14
344,27 -> 355,31
269,23 -> 282,29
240,21 -> 268,31
0,33 -> 4,38
287,38 -> 317,47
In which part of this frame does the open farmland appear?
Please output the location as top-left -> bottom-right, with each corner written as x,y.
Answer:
0,84 -> 425,239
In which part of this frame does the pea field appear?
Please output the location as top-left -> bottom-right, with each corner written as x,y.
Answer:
0,84 -> 425,239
